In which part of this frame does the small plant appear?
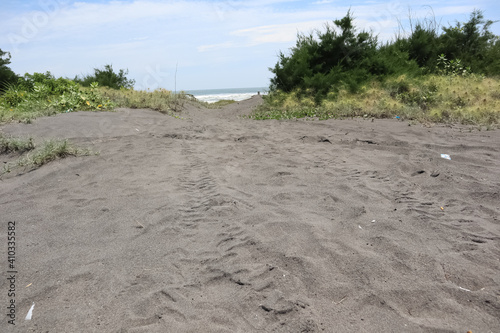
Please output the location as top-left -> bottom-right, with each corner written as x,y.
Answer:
436,54 -> 471,76
16,139 -> 90,168
1,138 -> 95,176
0,135 -> 35,154
0,136 -> 97,176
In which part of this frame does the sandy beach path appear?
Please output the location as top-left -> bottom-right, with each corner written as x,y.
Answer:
1,96 -> 499,332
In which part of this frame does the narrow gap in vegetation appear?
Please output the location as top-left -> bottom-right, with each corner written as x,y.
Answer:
195,99 -> 238,109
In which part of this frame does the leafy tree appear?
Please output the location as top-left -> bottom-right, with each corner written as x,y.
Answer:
0,49 -> 19,92
270,11 -> 409,101
75,64 -> 135,89
407,24 -> 439,69
439,10 -> 499,74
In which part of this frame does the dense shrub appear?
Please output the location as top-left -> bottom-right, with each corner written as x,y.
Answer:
270,11 -> 385,100
0,71 -> 114,123
74,64 -> 135,89
439,10 -> 498,74
262,9 -> 500,124
269,9 -> 499,103
16,71 -> 78,95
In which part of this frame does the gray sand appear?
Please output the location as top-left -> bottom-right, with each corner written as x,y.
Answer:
1,96 -> 499,332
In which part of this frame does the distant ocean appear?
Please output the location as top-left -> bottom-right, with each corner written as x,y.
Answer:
185,87 -> 268,103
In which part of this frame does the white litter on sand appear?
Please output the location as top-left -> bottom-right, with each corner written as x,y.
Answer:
25,302 -> 35,320
441,154 -> 451,160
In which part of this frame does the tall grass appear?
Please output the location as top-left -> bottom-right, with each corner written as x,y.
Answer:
193,99 -> 237,109
100,88 -> 236,111
98,87 -> 191,115
251,75 -> 500,125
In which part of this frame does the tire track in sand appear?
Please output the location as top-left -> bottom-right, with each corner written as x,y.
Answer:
122,136 -> 283,331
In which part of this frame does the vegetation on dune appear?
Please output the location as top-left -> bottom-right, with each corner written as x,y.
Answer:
0,49 -> 232,124
252,75 -> 500,125
0,56 -> 235,172
258,9 -> 500,125
0,71 -> 115,123
0,59 -> 192,123
193,99 -> 238,109
0,134 -> 35,154
15,139 -> 93,169
1,134 -> 95,175
99,86 -> 188,115
2,8 -> 498,126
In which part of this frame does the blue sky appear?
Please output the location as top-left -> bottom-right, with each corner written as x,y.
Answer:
1,0 -> 498,90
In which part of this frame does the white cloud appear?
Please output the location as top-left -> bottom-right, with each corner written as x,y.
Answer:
313,0 -> 335,4
197,41 -> 235,52
231,20 -> 327,45
129,36 -> 149,42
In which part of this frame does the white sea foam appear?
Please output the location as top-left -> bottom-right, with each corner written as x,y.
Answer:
195,92 -> 264,103
187,87 -> 268,103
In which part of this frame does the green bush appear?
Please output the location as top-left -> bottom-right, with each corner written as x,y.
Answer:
74,64 -> 135,89
269,10 -> 426,102
268,9 -> 499,106
270,10 -> 384,100
0,72 -> 114,123
439,10 -> 499,75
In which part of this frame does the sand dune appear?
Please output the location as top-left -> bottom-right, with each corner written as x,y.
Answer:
1,96 -> 499,332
